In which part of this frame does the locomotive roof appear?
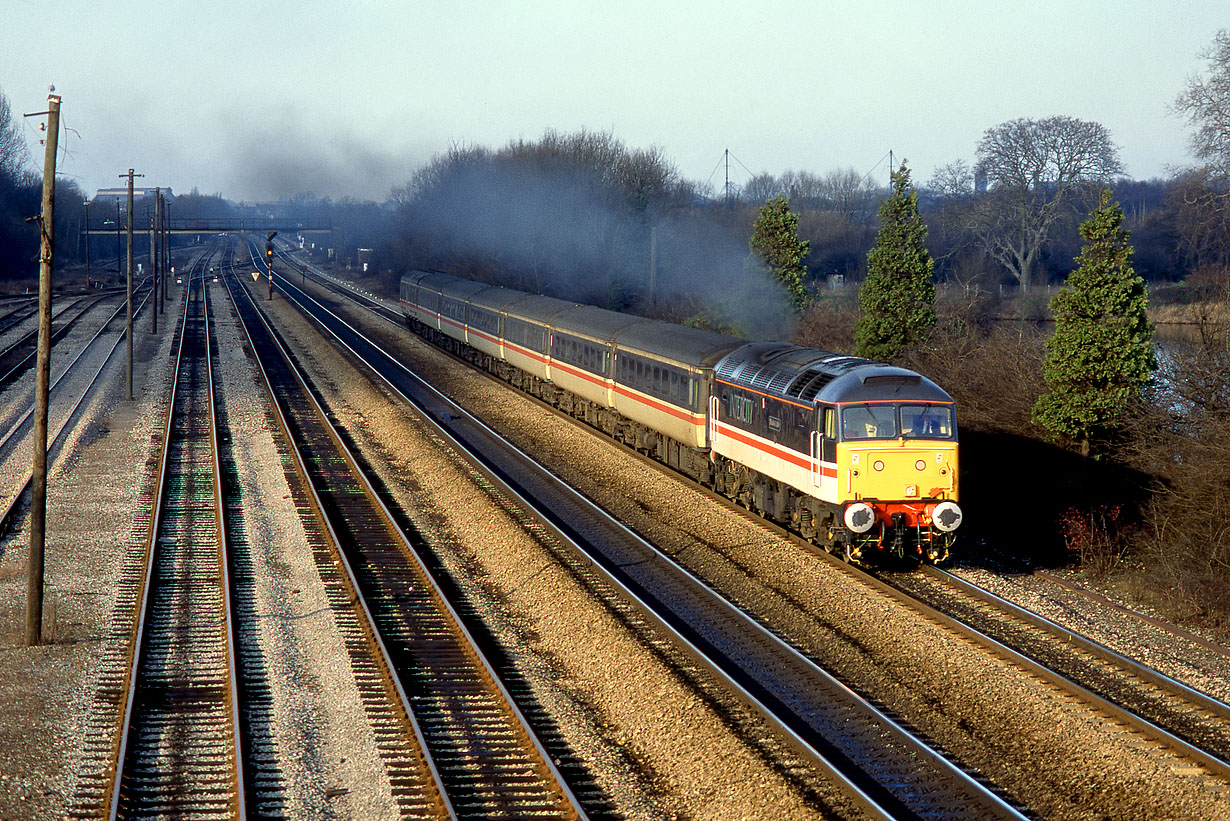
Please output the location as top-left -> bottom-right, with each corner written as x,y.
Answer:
817,367 -> 954,404
614,322 -> 746,369
714,342 -> 953,405
550,304 -> 648,341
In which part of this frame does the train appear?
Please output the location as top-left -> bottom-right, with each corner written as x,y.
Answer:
399,270 -> 962,564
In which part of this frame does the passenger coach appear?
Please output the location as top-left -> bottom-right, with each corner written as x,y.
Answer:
399,270 -> 962,564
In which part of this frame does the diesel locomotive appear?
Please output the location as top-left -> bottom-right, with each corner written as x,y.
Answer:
400,270 -> 962,564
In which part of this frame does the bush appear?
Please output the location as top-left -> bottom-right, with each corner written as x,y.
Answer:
790,292 -> 859,351
1058,504 -> 1133,576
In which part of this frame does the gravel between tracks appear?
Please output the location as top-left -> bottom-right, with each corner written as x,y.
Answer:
210,281 -> 401,818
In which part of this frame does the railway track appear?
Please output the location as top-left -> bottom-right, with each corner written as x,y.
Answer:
259,259 -> 1026,820
317,265 -> 1230,774
106,275 -> 245,817
886,565 -> 1230,772
227,255 -> 586,819
0,294 -> 101,387
0,284 -> 155,536
0,298 -> 38,335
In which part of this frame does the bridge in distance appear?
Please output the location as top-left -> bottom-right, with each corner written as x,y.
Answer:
85,218 -> 332,236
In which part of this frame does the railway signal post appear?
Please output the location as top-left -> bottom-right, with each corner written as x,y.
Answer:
266,231 -> 276,299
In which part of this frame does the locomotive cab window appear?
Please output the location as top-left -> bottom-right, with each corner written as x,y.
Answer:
841,405 -> 898,440
840,403 -> 954,441
822,407 -> 836,439
819,406 -> 838,462
900,404 -> 954,438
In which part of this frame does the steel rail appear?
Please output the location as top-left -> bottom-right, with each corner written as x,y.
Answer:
204,276 -> 247,819
107,266 -> 195,819
224,269 -> 458,819
829,559 -> 1230,782
1033,568 -> 1230,657
926,565 -> 1230,770
295,261 -> 1230,790
242,236 -> 592,817
108,261 -> 244,818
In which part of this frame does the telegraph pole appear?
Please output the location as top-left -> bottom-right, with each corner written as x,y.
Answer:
25,92 -> 60,646
151,188 -> 159,333
120,168 -> 143,400
161,196 -> 168,312
160,193 -> 167,314
115,200 -> 121,277
83,198 -> 90,289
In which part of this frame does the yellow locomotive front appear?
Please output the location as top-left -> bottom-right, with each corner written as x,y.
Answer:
836,400 -> 961,563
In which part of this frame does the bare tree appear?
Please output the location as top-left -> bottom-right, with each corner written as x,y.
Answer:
816,168 -> 880,220
1172,29 -> 1230,266
927,159 -> 975,199
1174,29 -> 1230,174
1169,169 -> 1230,267
973,115 -> 1123,291
741,173 -> 780,204
0,89 -> 29,180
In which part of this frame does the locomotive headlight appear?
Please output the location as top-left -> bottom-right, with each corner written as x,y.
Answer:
931,501 -> 963,532
844,502 -> 876,533
915,460 -> 926,471
873,460 -> 885,472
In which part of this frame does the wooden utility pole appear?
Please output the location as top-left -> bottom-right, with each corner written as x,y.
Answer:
151,188 -> 159,333
160,193 -> 167,314
83,198 -> 90,289
26,92 -> 60,646
120,168 -> 143,400
159,196 -> 167,312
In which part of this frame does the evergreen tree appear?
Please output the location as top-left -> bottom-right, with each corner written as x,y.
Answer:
854,163 -> 936,360
749,194 -> 809,310
1033,189 -> 1155,457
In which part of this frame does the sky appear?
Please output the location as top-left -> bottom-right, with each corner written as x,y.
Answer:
1,0 -> 1225,203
